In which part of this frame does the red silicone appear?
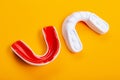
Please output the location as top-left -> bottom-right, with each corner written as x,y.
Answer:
11,26 -> 60,66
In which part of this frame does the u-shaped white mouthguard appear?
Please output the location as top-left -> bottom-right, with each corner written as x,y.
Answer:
62,11 -> 109,53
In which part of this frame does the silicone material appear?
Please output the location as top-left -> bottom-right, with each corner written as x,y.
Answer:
11,26 -> 60,66
62,11 -> 109,53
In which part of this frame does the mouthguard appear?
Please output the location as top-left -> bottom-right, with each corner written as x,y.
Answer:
11,26 -> 60,66
62,11 -> 109,53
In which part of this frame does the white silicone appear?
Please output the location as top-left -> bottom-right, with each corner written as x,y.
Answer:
62,11 -> 109,53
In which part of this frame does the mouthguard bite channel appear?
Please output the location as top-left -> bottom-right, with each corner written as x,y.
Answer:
11,26 -> 60,66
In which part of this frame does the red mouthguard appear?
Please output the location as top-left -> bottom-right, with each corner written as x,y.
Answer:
11,26 -> 60,66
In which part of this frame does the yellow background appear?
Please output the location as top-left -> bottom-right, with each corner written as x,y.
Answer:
0,0 -> 120,80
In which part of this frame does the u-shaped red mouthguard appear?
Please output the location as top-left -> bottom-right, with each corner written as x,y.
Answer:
11,26 -> 60,66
